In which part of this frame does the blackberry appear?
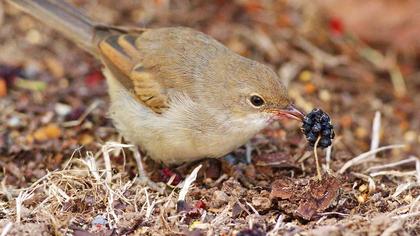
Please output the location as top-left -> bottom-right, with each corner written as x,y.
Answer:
319,137 -> 332,147
311,123 -> 322,133
321,129 -> 331,136
306,132 -> 317,142
303,116 -> 313,125
301,108 -> 335,148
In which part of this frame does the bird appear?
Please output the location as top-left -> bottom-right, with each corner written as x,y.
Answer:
8,0 -> 304,167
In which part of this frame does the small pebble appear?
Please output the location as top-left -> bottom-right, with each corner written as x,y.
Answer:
319,89 -> 331,102
54,103 -> 72,117
7,117 -> 20,127
25,29 -> 42,44
33,124 -> 61,141
91,215 -> 108,226
299,70 -> 312,82
404,131 -> 416,143
212,190 -> 229,208
251,196 -> 271,210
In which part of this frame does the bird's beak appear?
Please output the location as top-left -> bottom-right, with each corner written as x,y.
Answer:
276,104 -> 305,121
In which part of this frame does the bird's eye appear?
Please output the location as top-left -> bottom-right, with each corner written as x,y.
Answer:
250,95 -> 265,107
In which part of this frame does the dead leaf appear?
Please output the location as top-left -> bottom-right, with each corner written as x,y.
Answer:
295,174 -> 341,220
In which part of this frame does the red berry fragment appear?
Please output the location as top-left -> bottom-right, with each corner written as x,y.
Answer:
195,200 -> 206,209
160,167 -> 182,185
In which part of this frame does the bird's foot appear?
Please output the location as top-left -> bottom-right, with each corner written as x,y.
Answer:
135,175 -> 166,194
222,155 -> 257,188
131,146 -> 166,194
231,163 -> 257,188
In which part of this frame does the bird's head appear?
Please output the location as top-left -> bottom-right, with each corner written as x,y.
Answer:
201,56 -> 304,126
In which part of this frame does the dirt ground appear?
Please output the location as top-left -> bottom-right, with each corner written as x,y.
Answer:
0,0 -> 419,235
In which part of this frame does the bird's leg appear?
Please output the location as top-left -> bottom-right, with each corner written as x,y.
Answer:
223,154 -> 257,188
232,163 -> 257,188
130,147 -> 166,194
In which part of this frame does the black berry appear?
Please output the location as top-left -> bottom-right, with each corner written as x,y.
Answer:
306,132 -> 317,142
319,138 -> 332,147
303,116 -> 313,125
301,108 -> 335,148
322,129 -> 331,136
311,123 -> 322,133
320,114 -> 330,123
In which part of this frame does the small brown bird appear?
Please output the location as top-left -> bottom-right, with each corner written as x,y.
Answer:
8,0 -> 303,165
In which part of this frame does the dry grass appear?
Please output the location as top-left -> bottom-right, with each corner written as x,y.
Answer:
0,140 -> 419,235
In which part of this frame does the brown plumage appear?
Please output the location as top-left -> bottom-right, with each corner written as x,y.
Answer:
8,0 -> 303,164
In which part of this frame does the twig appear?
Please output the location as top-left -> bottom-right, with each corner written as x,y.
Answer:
211,203 -> 231,226
314,136 -> 322,181
245,142 -> 252,164
391,211 -> 420,220
82,153 -> 102,182
104,182 -> 118,227
325,145 -> 332,172
210,173 -> 228,188
339,144 -> 405,174
267,215 -> 284,236
392,182 -> 419,198
318,211 -> 349,217
0,222 -> 12,236
49,184 -> 71,203
315,216 -> 328,225
101,142 -> 134,184
369,111 -> 381,160
370,170 -> 416,177
63,146 -> 83,170
389,64 -> 407,97
16,190 -> 34,222
178,164 -> 202,201
298,151 -> 312,163
245,202 -> 260,216
62,100 -> 100,127
1,175 -> 12,201
381,220 -> 403,236
415,157 -> 420,184
367,156 -> 418,172
102,144 -> 116,183
410,196 -> 420,213
144,188 -> 156,219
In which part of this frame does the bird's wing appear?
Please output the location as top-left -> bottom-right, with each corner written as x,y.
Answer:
97,27 -> 226,114
98,30 -> 171,114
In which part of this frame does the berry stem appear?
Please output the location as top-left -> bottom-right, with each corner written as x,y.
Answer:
313,135 -> 323,181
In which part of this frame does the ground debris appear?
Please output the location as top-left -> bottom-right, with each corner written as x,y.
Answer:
253,152 -> 299,169
271,173 -> 342,220
236,224 -> 266,236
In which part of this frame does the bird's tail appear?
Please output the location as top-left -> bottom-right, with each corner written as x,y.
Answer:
8,0 -> 100,55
